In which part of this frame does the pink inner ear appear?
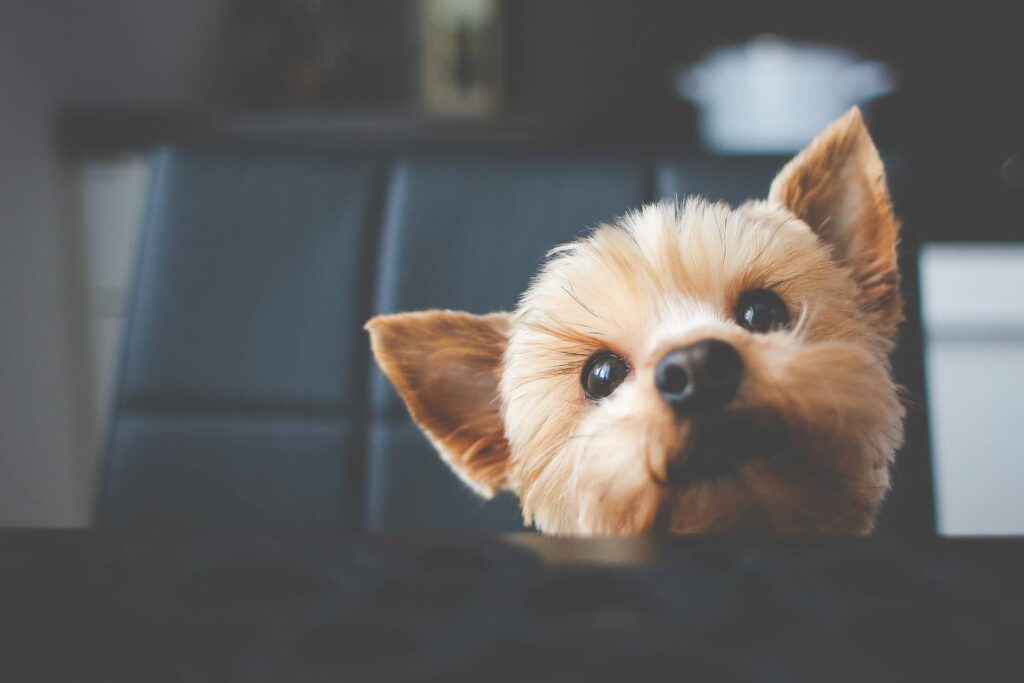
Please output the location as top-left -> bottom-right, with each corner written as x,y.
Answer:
433,364 -> 500,422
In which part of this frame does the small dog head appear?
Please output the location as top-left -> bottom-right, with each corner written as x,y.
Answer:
368,108 -> 905,535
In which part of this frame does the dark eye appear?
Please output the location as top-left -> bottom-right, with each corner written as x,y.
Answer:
582,352 -> 630,400
735,289 -> 790,333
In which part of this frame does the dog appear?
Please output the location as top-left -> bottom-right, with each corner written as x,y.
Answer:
367,107 -> 905,535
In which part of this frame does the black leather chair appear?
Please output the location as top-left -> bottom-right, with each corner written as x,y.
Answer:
97,143 -> 934,537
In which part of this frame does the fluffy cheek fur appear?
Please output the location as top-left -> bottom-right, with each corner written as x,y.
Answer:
510,378 -> 679,535
728,340 -> 904,534
504,330 -> 903,537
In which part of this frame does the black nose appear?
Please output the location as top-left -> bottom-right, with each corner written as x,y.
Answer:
655,339 -> 743,414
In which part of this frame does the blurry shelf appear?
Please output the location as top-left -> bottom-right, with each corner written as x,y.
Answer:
57,106 -> 1021,243
58,107 -> 547,155
57,105 -> 703,158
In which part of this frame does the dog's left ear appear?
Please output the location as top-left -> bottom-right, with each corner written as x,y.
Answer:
365,310 -> 511,497
769,106 -> 902,337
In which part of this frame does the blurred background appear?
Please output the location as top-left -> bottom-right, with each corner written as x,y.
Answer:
1,1 -> 1021,534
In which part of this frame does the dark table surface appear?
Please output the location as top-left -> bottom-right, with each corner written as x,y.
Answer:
2,530 -> 1022,682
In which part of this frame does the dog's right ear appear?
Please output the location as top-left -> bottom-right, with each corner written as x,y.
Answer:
366,310 -> 511,497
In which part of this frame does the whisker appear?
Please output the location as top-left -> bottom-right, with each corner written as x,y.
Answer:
718,213 -> 730,268
750,217 -> 794,266
817,216 -> 833,236
788,298 -> 817,342
562,282 -> 602,319
765,274 -> 801,290
645,432 -> 670,488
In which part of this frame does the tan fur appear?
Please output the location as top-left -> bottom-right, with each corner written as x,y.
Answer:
367,107 -> 905,536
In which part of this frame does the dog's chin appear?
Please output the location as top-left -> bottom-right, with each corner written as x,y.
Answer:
647,413 -> 817,535
663,412 -> 791,485
644,411 -> 885,536
534,405 -> 887,536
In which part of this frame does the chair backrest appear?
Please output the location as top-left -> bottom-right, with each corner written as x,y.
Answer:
98,145 -> 934,537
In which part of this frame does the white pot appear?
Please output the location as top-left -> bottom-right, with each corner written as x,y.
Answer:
675,36 -> 896,153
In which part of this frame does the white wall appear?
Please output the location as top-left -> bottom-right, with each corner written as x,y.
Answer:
73,157 -> 151,440
0,2 -> 225,526
922,244 -> 1024,535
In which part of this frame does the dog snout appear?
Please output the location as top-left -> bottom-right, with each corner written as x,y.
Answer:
655,339 -> 743,414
